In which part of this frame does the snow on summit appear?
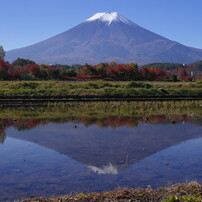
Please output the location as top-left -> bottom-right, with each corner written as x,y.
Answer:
85,12 -> 134,26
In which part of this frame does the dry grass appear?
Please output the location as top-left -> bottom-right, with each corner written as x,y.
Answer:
0,80 -> 202,97
18,182 -> 202,202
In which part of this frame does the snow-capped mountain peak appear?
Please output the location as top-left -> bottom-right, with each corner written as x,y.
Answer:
85,12 -> 134,26
6,12 -> 202,65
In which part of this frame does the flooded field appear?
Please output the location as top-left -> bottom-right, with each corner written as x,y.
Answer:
0,101 -> 202,201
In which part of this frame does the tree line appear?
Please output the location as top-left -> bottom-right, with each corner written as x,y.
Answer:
0,46 -> 201,81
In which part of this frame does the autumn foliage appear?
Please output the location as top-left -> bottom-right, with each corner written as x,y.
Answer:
0,59 -> 200,81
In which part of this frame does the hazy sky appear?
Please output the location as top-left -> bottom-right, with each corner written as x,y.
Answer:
1,0 -> 202,51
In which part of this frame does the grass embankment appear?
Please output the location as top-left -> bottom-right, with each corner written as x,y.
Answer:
19,182 -> 202,202
0,81 -> 202,99
0,100 -> 202,120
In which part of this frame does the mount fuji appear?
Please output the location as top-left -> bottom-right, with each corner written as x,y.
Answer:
5,12 -> 202,65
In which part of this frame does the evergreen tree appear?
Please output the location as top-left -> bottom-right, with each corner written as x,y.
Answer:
12,58 -> 36,66
0,46 -> 5,60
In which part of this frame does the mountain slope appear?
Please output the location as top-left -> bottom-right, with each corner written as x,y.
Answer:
5,12 -> 202,65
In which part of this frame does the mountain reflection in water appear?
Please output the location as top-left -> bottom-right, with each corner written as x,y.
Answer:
0,105 -> 202,201
89,162 -> 118,175
2,114 -> 202,172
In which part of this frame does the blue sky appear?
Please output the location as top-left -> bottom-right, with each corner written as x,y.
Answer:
1,0 -> 202,51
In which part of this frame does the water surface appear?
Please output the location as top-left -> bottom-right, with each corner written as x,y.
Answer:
0,103 -> 202,201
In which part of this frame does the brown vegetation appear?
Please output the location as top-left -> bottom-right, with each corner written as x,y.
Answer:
18,182 -> 202,202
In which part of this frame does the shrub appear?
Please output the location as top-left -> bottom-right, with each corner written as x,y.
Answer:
127,81 -> 152,89
196,80 -> 202,85
84,82 -> 99,89
13,81 -> 39,89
